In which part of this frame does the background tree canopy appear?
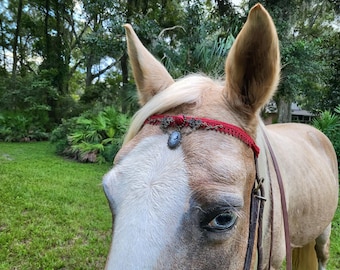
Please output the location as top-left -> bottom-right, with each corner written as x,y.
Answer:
0,0 -> 339,160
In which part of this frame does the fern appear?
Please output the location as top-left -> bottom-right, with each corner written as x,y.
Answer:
312,110 -> 340,134
312,106 -> 340,170
51,106 -> 130,163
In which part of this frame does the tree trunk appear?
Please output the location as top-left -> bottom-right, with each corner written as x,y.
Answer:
44,0 -> 51,62
12,0 -> 23,78
85,55 -> 94,87
0,19 -> 6,69
120,52 -> 129,113
215,0 -> 233,16
19,35 -> 26,76
119,0 -> 133,113
55,1 -> 67,96
277,99 -> 292,123
44,0 -> 57,125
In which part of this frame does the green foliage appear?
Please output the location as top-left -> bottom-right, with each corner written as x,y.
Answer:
0,112 -> 49,142
49,117 -> 78,155
312,105 -> 340,165
50,107 -> 130,163
0,74 -> 53,128
79,77 -> 139,114
249,0 -> 339,122
1,0 -> 339,129
192,34 -> 234,76
146,1 -> 238,78
316,32 -> 340,111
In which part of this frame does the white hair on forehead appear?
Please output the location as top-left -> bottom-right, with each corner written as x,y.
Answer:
123,74 -> 218,145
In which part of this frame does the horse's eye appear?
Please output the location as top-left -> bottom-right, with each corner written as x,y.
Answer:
203,211 -> 237,232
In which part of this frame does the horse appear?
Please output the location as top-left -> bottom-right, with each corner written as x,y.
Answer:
102,3 -> 338,269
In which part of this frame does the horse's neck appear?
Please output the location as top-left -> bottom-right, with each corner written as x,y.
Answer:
255,120 -> 273,265
256,121 -> 270,193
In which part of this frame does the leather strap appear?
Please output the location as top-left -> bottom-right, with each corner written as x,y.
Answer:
262,130 -> 292,270
244,181 -> 261,269
244,158 -> 266,270
266,155 -> 274,269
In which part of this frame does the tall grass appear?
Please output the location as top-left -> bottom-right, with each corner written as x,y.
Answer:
0,142 -> 112,269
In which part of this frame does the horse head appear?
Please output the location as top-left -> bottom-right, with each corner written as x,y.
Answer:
103,3 -> 280,269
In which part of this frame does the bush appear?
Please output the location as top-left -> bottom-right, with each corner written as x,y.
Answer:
49,117 -> 78,155
312,105 -> 340,168
0,74 -> 54,129
0,112 -> 49,142
50,107 -> 130,163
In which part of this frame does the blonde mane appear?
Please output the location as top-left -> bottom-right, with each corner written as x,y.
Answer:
123,74 -> 219,144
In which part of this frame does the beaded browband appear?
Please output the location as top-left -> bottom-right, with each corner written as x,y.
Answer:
144,114 -> 260,157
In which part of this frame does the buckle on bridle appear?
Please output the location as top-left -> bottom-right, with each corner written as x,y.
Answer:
254,177 -> 266,201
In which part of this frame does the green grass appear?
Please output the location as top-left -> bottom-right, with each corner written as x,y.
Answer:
0,142 -> 112,269
0,142 -> 339,269
329,198 -> 340,269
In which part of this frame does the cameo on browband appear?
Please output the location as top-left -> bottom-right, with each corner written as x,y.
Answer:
143,114 -> 260,156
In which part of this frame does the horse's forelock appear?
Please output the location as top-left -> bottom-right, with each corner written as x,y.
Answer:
123,75 -> 221,144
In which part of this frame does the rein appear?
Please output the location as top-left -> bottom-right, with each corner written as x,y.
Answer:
143,114 -> 290,270
262,130 -> 292,270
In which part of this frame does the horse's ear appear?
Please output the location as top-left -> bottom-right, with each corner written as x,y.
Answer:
224,4 -> 280,116
124,24 -> 174,105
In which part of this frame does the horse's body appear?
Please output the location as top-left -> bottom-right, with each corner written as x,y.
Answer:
103,4 -> 338,269
258,123 -> 338,269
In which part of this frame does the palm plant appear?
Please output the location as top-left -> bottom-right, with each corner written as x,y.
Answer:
312,105 -> 340,168
51,107 -> 129,163
312,110 -> 340,132
0,112 -> 48,142
192,35 -> 234,76
67,107 -> 130,163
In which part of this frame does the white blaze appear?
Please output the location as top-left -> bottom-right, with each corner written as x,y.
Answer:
103,135 -> 189,269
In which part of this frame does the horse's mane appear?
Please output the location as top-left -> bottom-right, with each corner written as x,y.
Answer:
124,74 -> 220,144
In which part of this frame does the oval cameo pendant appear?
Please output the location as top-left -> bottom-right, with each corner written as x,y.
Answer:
168,131 -> 182,149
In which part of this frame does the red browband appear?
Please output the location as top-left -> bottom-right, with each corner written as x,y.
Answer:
144,114 -> 260,157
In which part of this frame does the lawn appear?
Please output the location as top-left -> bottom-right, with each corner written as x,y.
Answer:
0,142 -> 339,269
0,142 -> 112,269
330,197 -> 340,269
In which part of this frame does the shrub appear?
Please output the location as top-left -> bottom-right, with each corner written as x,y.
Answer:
49,117 -> 78,155
0,74 -> 54,128
50,107 -> 130,163
312,105 -> 340,168
0,112 -> 49,142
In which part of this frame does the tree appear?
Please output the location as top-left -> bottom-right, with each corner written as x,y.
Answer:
289,0 -> 339,113
11,0 -> 23,78
135,0 -> 239,78
246,0 -> 338,122
0,0 -> 338,135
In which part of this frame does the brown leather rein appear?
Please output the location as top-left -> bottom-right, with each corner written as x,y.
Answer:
144,114 -> 291,270
262,130 -> 292,270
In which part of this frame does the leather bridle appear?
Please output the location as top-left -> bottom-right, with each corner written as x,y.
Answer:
244,156 -> 266,270
245,130 -> 292,270
262,130 -> 292,270
144,114 -> 291,270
